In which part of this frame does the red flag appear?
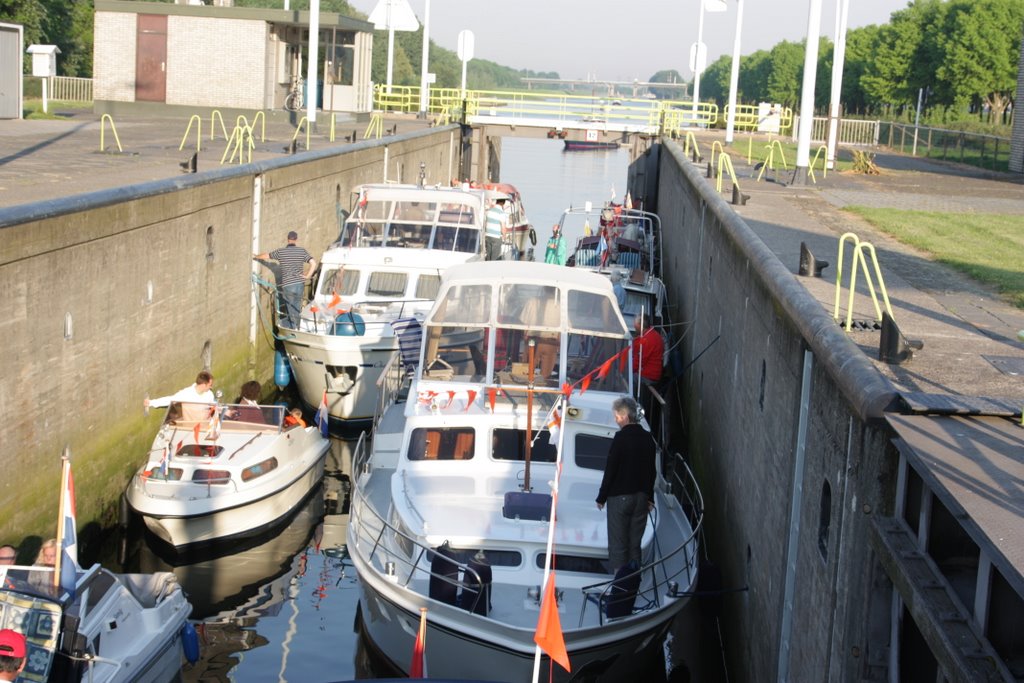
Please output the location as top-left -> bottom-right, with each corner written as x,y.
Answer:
410,607 -> 428,677
193,422 -> 201,443
561,383 -> 572,398
534,573 -> 570,672
580,373 -> 592,394
618,348 -> 629,372
464,389 -> 477,411
597,356 -> 614,380
444,391 -> 456,409
488,387 -> 497,412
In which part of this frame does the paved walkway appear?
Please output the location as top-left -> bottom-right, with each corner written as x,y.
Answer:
1,112 -> 1022,404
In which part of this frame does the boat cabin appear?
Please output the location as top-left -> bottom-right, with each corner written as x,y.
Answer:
419,262 -> 632,392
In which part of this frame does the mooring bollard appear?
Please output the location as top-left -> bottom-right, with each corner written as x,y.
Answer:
731,185 -> 750,206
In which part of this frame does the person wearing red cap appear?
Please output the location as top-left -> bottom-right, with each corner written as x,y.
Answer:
0,629 -> 26,680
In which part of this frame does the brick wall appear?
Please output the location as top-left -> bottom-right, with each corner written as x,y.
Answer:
93,12 -> 136,102
167,16 -> 268,109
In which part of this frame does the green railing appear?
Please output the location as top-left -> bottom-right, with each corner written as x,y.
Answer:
880,122 -> 1012,173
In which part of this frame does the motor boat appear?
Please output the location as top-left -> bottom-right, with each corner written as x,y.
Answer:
0,563 -> 193,682
561,203 -> 666,328
282,183 -> 494,426
347,261 -> 703,681
126,400 -> 330,549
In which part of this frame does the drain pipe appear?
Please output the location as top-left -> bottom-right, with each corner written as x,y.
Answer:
777,348 -> 813,682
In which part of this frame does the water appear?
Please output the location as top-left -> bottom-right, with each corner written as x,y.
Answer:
117,138 -> 635,682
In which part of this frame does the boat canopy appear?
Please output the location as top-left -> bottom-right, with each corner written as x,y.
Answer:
420,262 -> 632,391
338,184 -> 485,253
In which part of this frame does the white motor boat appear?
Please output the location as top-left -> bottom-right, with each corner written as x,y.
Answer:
347,261 -> 703,681
561,203 -> 666,327
126,400 -> 330,548
283,183 -> 493,425
0,563 -> 193,682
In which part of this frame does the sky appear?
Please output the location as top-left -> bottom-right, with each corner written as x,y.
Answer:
346,0 -> 911,83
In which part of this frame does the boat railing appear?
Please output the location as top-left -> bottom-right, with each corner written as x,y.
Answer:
373,351 -> 407,429
134,468 -> 243,497
348,476 -> 490,614
577,453 -> 703,627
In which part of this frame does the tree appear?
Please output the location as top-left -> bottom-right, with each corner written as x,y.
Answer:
764,41 -> 804,109
699,55 -> 733,106
935,0 -> 1024,123
647,70 -> 686,100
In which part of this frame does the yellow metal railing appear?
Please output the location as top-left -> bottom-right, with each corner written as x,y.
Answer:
364,111 -> 384,140
724,104 -> 794,134
833,232 -> 894,331
210,110 -> 228,140
99,114 -> 122,153
179,115 -> 202,152
756,139 -> 789,182
716,153 -> 741,195
807,145 -> 829,183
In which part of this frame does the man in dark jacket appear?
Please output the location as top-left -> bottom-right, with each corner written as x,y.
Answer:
596,396 -> 656,572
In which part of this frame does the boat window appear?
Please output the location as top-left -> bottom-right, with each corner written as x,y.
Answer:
192,469 -> 232,484
535,553 -> 607,574
175,444 -> 224,458
564,335 -> 629,393
438,204 -> 476,225
319,268 -> 359,297
241,457 -> 279,482
432,283 -> 491,325
389,223 -> 432,249
223,403 -> 269,425
407,427 -> 475,461
144,467 -> 184,481
415,274 -> 441,300
498,285 -> 559,329
453,227 -> 479,253
567,289 -> 626,335
367,272 -> 408,298
492,428 -> 557,463
395,200 -> 437,223
422,325 -> 486,379
447,547 -> 521,568
574,433 -> 612,471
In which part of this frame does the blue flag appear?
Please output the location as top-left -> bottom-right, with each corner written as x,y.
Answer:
315,391 -> 329,438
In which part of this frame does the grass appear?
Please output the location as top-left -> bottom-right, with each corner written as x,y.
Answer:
844,207 -> 1024,309
22,98 -> 92,120
718,137 -> 855,173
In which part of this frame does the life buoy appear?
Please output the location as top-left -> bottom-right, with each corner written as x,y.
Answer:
528,227 -> 537,246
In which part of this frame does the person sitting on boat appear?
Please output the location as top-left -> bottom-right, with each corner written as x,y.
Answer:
228,380 -> 264,423
144,371 -> 217,422
0,545 -> 16,566
0,628 -> 27,681
484,199 -> 507,260
544,224 -> 566,266
520,291 -> 560,383
33,539 -> 56,567
609,269 -> 628,311
632,316 -> 663,386
595,396 -> 656,574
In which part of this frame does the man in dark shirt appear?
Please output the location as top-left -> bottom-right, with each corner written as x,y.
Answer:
254,230 -> 317,330
596,396 -> 657,572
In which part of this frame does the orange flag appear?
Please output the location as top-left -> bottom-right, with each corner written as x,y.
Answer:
328,293 -> 341,310
561,383 -> 573,398
618,347 -> 629,372
410,607 -> 427,677
534,573 -> 571,672
597,356 -> 614,380
193,422 -> 201,443
580,373 -> 592,394
464,389 -> 477,411
488,387 -> 497,412
444,391 -> 456,409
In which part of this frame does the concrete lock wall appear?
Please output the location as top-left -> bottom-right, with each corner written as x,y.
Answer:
0,126 -> 463,542
652,139 -> 899,682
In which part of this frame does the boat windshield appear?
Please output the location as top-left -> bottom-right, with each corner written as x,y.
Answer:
164,402 -> 285,431
423,281 -> 630,391
339,197 -> 481,253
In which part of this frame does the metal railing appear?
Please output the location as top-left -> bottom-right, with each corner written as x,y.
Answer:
880,122 -> 1013,172
48,76 -> 92,103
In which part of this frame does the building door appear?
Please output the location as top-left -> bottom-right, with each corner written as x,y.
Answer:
135,14 -> 167,102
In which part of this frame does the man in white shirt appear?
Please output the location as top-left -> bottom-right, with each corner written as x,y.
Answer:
484,200 -> 507,260
144,371 -> 216,421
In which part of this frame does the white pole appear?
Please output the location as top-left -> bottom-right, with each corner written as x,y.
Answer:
460,58 -> 467,98
825,0 -> 849,169
419,0 -> 431,115
912,87 -> 923,156
385,0 -> 395,94
794,0 -> 823,183
42,77 -> 48,114
306,0 -> 320,124
724,0 -> 745,144
691,0 -> 706,125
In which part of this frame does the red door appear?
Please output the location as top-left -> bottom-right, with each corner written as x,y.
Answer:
136,15 -> 167,102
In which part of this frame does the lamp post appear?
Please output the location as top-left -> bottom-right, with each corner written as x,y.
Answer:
418,0 -> 431,117
724,0 -> 745,144
825,0 -> 850,169
793,0 -> 823,185
691,0 -> 727,126
306,0 -> 320,125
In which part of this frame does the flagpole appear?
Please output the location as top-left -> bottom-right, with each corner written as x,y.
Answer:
532,394 -> 568,682
53,448 -> 70,590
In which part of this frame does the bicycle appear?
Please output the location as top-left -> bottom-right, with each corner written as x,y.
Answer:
284,76 -> 304,112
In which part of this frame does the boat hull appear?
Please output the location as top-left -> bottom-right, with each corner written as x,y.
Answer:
133,455 -> 326,549
355,566 -> 679,682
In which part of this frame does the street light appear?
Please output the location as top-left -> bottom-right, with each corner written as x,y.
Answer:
418,0 -> 431,116
691,0 -> 727,125
724,0 -> 745,144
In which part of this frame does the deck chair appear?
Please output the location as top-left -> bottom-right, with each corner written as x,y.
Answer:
391,317 -> 422,374
617,251 -> 641,270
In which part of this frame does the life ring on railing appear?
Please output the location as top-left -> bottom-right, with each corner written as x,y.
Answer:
528,227 -> 537,246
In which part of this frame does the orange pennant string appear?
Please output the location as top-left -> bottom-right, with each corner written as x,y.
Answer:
488,387 -> 497,412
580,373 -> 592,394
464,389 -> 477,411
598,356 -> 613,380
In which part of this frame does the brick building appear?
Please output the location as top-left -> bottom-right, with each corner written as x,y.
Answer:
93,0 -> 374,116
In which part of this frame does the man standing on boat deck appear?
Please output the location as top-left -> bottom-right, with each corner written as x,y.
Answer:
544,224 -> 566,266
485,199 -> 507,260
144,371 -> 216,421
596,397 -> 656,572
254,231 -> 317,329
0,629 -> 27,681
